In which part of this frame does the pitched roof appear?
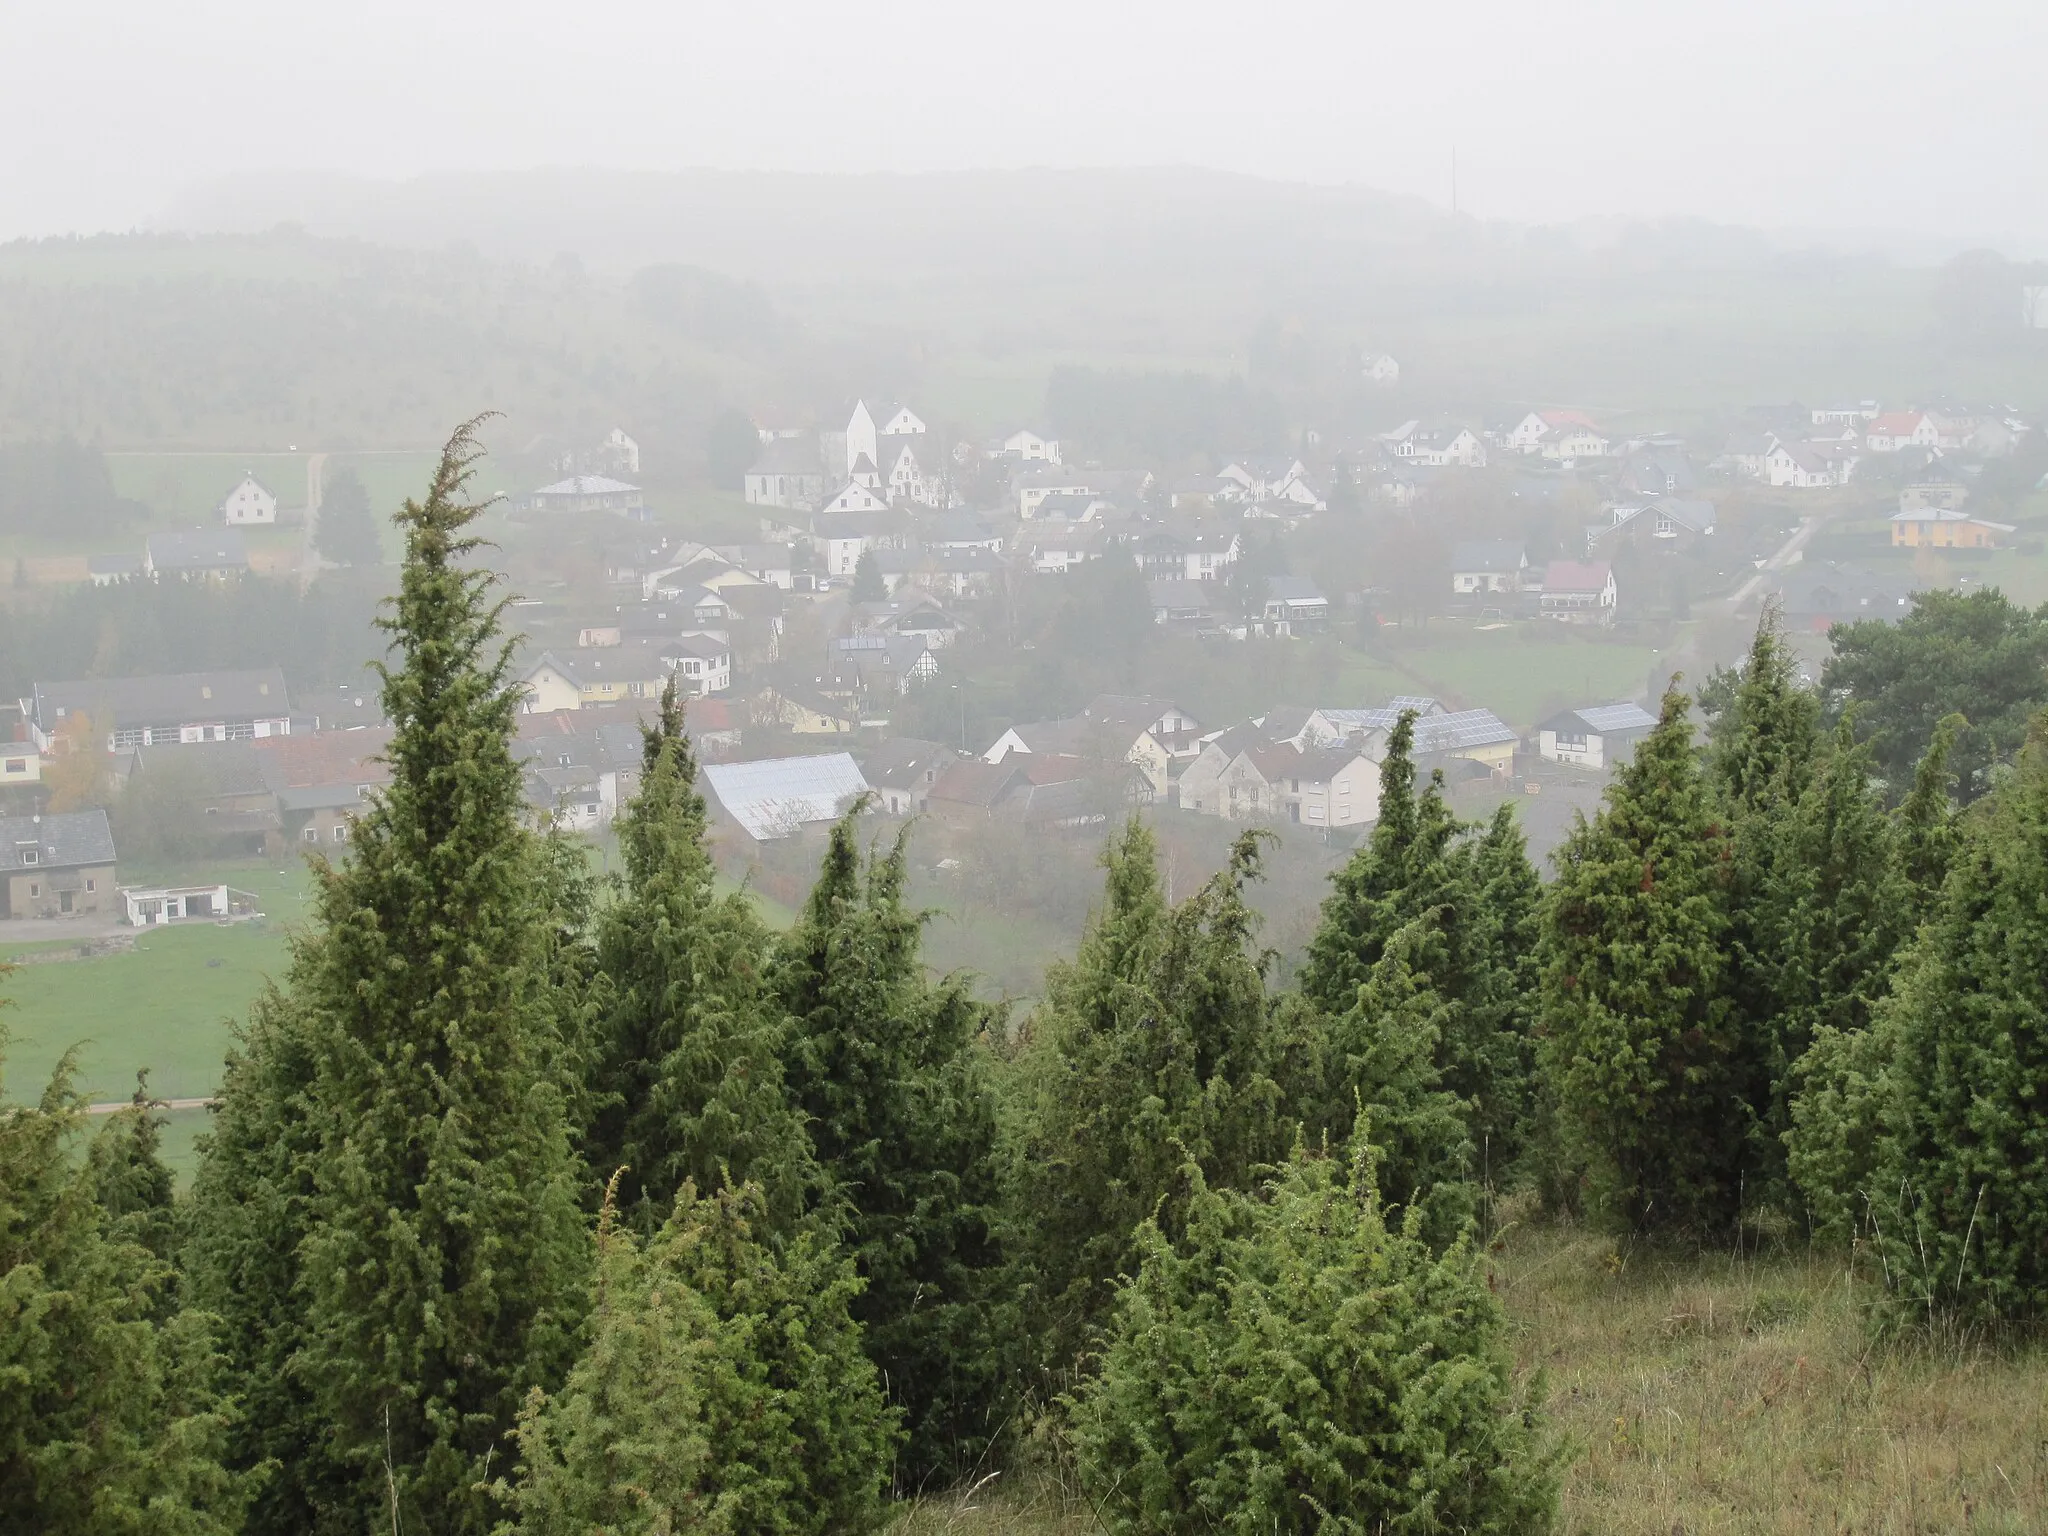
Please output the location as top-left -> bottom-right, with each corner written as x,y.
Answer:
30,668 -> 289,732
928,759 -> 1025,809
534,475 -> 639,496
147,528 -> 249,572
701,753 -> 870,840
1890,508 -> 2014,530
860,738 -> 956,789
1264,576 -> 1327,604
0,809 -> 116,871
251,725 -> 394,788
1544,702 -> 1658,735
1542,560 -> 1613,594
1450,541 -> 1525,572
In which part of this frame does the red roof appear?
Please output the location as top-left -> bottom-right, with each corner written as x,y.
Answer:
1868,411 -> 1927,435
1539,409 -> 1601,431
250,726 -> 394,788
1543,560 -> 1613,594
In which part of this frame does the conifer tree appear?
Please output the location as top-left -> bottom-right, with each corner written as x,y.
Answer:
771,812 -> 1010,1489
1300,714 -> 1535,1172
851,547 -> 887,603
85,1072 -> 180,1269
1538,684 -> 1741,1230
1012,822 -> 1290,1370
496,1177 -> 898,1536
1894,711 -> 1965,916
188,421 -> 590,1535
586,680 -> 816,1231
0,1028 -> 247,1534
1067,1135 -> 1558,1536
1853,739 -> 2048,1322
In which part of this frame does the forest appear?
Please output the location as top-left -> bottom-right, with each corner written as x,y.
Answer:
7,427 -> 2048,1535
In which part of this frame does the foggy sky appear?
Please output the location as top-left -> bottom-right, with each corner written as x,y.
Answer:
5,0 -> 2045,251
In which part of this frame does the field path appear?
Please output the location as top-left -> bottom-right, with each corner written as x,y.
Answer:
299,450 -> 328,589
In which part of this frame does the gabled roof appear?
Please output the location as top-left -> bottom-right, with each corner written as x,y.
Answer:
534,475 -> 639,496
1264,576 -> 1327,605
1544,702 -> 1658,735
929,758 -> 1025,809
1889,508 -> 2014,530
1450,541 -> 1526,573
701,753 -> 870,840
30,667 -> 289,732
860,738 -> 957,789
1542,560 -> 1613,594
252,725 -> 394,788
0,809 -> 116,871
147,528 -> 249,571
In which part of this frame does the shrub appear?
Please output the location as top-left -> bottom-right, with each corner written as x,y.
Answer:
1067,1137 -> 1558,1536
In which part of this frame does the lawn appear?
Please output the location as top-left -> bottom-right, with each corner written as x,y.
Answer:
1370,624 -> 1671,729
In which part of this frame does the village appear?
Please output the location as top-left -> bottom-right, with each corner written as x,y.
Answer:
4,386 -> 2038,934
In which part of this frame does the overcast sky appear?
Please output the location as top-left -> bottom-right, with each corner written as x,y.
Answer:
5,0 -> 2044,249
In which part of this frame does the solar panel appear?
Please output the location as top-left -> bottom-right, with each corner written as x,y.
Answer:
1574,703 -> 1658,734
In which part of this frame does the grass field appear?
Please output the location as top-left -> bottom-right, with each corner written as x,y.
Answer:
890,1213 -> 2048,1535
1369,624 -> 1671,730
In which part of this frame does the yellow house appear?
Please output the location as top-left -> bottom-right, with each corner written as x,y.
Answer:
1,746 -> 43,785
521,648 -> 671,712
755,685 -> 856,733
1890,509 -> 2014,549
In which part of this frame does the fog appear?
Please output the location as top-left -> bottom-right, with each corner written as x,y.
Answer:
5,0 -> 2046,249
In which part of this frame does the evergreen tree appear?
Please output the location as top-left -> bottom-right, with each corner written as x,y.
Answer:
495,1178 -> 898,1536
771,813 -> 1011,1489
187,422 -> 591,1535
850,547 -> 887,604
1855,740 -> 2048,1322
1012,822 -> 1290,1371
84,1072 -> 180,1269
1708,607 -> 1822,814
314,464 -> 383,566
1300,713 -> 1535,1173
1538,684 -> 1741,1231
1067,1135 -> 1559,1536
0,1028 -> 247,1534
586,680 -> 816,1232
1894,711 -> 1965,917
1312,915 -> 1476,1248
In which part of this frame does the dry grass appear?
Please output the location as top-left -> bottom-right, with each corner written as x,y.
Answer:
888,1215 -> 2048,1535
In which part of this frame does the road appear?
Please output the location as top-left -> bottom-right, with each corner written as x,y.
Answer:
1726,510 -> 1829,612
299,450 -> 328,590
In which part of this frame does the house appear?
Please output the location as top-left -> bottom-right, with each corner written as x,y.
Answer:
754,684 -> 859,734
1450,542 -> 1528,597
514,729 -> 624,833
744,437 -> 830,509
925,759 -> 1029,822
1588,497 -> 1717,553
1866,411 -> 1941,453
1135,526 -> 1241,582
1303,702 -> 1517,778
1770,561 -> 1918,632
984,695 -> 1200,795
217,474 -> 278,526
23,668 -> 292,752
850,595 -> 965,650
1538,561 -> 1618,625
1538,424 -> 1610,461
1027,527 -> 1106,574
1217,458 -> 1323,509
1764,442 -> 1856,489
813,509 -> 908,578
145,529 -> 248,582
1899,471 -> 1969,513
1,744 -> 43,790
119,882 -> 241,926
1360,353 -> 1400,384
917,512 -> 1008,553
999,428 -> 1061,464
1389,423 -> 1486,467
1278,745 -> 1382,829
1889,509 -> 2015,549
1261,577 -> 1329,634
1148,578 -> 1227,627
250,725 -> 393,845
520,646 -> 674,711
1537,702 -> 1659,770
842,399 -> 927,479
860,738 -> 959,814
1015,465 -> 1098,518
927,755 -> 1146,829
0,808 -> 116,919
1033,492 -> 1115,524
1616,451 -> 1701,498
701,753 -> 871,841
703,543 -> 798,589
1506,409 -> 1601,453
528,475 -> 649,520
666,635 -> 733,696
1812,402 -> 1880,426
681,697 -> 745,753
1720,432 -> 1779,480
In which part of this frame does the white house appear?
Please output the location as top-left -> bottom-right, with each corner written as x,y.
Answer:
843,399 -> 927,479
1389,424 -> 1486,467
1001,428 -> 1061,463
1537,702 -> 1658,770
1507,410 -> 1600,454
813,510 -> 904,578
1765,442 -> 1856,488
1811,402 -> 1879,427
1865,411 -> 1941,453
602,427 -> 641,474
1450,541 -> 1527,597
1539,424 -> 1610,461
1538,560 -> 1618,624
529,475 -> 649,519
664,635 -> 732,696
816,480 -> 890,517
218,475 -> 278,526
1016,466 -> 1098,518
1360,353 -> 1400,384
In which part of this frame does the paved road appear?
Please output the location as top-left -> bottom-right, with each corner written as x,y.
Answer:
86,1097 -> 216,1116
299,451 -> 328,589
1727,511 -> 1829,612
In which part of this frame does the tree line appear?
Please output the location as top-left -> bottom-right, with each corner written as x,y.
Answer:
5,426 -> 2046,1535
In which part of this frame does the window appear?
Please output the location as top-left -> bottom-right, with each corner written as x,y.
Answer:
304,827 -> 320,842
85,878 -> 95,892
20,849 -> 38,866
29,883 -> 39,898
3,759 -> 22,774
333,825 -> 349,842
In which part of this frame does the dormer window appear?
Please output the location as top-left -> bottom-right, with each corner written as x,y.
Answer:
18,846 -> 40,865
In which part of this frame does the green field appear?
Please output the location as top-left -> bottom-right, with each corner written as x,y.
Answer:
1368,624 -> 1670,730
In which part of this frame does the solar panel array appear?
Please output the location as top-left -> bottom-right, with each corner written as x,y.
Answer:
701,753 -> 871,840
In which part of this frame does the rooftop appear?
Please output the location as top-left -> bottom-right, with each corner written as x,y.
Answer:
701,753 -> 870,840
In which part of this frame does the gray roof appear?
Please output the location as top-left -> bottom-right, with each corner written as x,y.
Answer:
1548,702 -> 1658,735
147,528 -> 248,572
276,783 -> 367,813
1450,541 -> 1525,573
1148,578 -> 1224,613
0,809 -> 116,872
701,753 -> 871,840
1264,576 -> 1328,605
29,668 -> 290,733
860,738 -> 956,789
1409,709 -> 1520,754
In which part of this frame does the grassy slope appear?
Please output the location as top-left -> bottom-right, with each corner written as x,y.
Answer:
890,1216 -> 2048,1535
